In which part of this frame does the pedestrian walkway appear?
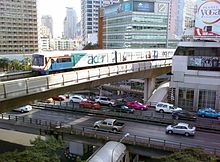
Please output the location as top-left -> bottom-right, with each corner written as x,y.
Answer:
0,128 -> 45,146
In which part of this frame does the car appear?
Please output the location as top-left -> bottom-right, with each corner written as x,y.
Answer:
13,105 -> 32,113
166,122 -> 196,136
172,110 -> 197,121
197,108 -> 220,118
79,100 -> 101,109
111,104 -> 134,114
52,95 -> 66,101
155,102 -> 182,113
95,96 -> 114,106
46,98 -> 54,103
93,118 -> 125,132
126,101 -> 148,110
69,95 -> 87,103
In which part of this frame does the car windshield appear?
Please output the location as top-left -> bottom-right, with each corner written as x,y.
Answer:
188,124 -> 194,129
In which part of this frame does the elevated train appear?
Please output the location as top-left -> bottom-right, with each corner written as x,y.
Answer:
32,48 -> 175,75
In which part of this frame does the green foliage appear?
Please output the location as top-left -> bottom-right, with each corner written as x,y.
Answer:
83,43 -> 98,50
159,147 -> 217,162
0,136 -> 64,162
0,57 -> 31,72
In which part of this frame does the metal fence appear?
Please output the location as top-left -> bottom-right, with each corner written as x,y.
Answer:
0,113 -> 219,157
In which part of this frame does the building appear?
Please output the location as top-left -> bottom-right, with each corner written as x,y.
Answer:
63,7 -> 77,39
0,0 -> 38,54
38,25 -> 52,51
100,0 -> 170,49
41,15 -> 53,37
102,0 -> 120,7
170,42 -> 220,111
81,0 -> 119,45
81,0 -> 100,45
168,0 -> 196,39
51,38 -> 78,51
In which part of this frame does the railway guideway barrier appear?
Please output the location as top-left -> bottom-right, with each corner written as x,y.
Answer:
0,60 -> 172,110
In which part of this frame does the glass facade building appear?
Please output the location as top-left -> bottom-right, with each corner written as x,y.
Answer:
101,0 -> 169,49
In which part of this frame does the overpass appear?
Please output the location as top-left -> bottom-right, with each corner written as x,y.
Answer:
0,59 -> 172,112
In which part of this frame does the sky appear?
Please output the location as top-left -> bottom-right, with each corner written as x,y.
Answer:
37,0 -> 81,37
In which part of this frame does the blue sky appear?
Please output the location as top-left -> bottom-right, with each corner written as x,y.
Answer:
37,0 -> 81,37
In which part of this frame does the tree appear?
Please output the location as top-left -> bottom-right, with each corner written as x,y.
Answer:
0,58 -> 10,71
0,136 -> 64,162
83,43 -> 98,50
21,57 -> 32,70
158,147 -> 217,162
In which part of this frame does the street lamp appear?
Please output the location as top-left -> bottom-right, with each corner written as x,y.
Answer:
111,133 -> 130,162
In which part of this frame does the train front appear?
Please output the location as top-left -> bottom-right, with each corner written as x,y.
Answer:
31,54 -> 48,75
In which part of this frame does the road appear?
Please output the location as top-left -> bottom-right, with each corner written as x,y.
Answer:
5,108 -> 220,150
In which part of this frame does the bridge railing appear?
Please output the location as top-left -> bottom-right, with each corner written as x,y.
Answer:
33,102 -> 220,132
0,113 -> 219,157
0,60 -> 172,100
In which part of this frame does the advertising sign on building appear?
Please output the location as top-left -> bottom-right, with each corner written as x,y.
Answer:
194,0 -> 220,38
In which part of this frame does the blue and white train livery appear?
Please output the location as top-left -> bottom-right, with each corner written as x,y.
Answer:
32,48 -> 175,75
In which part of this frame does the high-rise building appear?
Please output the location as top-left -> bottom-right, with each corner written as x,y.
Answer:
41,15 -> 53,37
81,0 -> 119,45
63,7 -> 77,39
100,0 -> 170,49
0,0 -> 38,54
168,0 -> 196,39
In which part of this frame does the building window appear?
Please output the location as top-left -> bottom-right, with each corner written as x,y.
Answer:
198,90 -> 216,110
178,88 -> 194,110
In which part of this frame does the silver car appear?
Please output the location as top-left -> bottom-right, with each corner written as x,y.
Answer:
166,122 -> 196,136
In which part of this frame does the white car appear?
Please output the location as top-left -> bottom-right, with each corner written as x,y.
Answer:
13,105 -> 32,113
69,95 -> 87,103
155,102 -> 182,113
166,122 -> 196,136
95,96 -> 115,106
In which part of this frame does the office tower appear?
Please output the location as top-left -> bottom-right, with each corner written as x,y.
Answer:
0,0 -> 38,54
168,0 -> 196,39
63,7 -> 77,39
41,15 -> 53,38
81,0 -> 119,45
101,0 -> 170,49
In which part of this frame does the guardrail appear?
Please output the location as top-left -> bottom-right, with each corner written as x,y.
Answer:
0,60 -> 172,100
0,113 -> 219,157
0,71 -> 32,81
33,102 -> 220,133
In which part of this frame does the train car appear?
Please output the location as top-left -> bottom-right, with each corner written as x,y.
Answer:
32,50 -> 115,74
86,141 -> 129,162
32,48 -> 175,75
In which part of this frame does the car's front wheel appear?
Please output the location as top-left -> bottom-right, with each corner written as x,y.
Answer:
185,132 -> 190,137
159,109 -> 164,113
168,130 -> 173,134
94,126 -> 99,130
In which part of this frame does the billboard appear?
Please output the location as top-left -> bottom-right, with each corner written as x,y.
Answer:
133,1 -> 154,12
188,56 -> 220,71
194,0 -> 220,38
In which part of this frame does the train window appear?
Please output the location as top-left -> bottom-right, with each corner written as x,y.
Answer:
56,57 -> 71,63
32,54 -> 44,66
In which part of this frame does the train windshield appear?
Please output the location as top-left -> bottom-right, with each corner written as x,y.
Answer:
32,54 -> 44,66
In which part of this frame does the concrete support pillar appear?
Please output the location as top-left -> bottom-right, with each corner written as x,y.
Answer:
175,87 -> 179,106
99,86 -> 103,96
144,78 -> 155,104
193,89 -> 199,111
